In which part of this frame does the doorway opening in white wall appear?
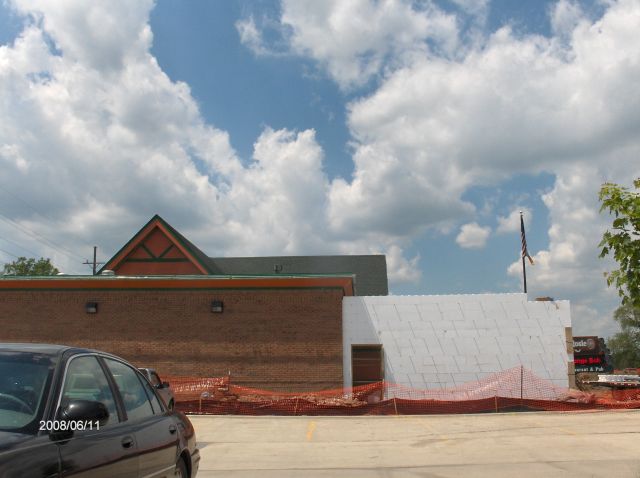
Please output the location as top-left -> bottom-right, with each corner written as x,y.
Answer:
352,344 -> 384,389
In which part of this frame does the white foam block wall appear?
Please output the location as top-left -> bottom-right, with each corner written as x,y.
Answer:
343,293 -> 572,391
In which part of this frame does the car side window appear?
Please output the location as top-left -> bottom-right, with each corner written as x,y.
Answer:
60,356 -> 119,427
104,359 -> 154,422
140,376 -> 164,414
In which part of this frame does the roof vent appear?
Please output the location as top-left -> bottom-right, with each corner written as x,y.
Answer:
100,270 -> 115,276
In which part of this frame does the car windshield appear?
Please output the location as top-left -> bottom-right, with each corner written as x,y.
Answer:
0,352 -> 55,432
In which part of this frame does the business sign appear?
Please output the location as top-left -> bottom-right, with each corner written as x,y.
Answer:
574,353 -> 613,374
574,355 -> 603,366
573,336 -> 600,356
575,363 -> 607,373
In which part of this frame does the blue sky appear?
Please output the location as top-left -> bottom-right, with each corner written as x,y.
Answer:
0,0 -> 638,336
149,1 -> 353,176
148,0 -> 556,295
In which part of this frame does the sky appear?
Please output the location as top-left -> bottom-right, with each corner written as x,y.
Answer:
0,0 -> 639,337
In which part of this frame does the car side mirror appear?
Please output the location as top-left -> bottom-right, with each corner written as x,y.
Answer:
61,399 -> 109,427
157,381 -> 169,389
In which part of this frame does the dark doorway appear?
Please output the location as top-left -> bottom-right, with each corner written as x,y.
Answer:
351,345 -> 384,388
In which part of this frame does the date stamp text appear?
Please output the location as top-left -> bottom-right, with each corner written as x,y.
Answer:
39,420 -> 100,432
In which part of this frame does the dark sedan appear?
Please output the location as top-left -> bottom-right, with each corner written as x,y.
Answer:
0,343 -> 199,477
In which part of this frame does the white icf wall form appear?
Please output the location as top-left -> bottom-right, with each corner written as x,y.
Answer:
343,293 -> 572,391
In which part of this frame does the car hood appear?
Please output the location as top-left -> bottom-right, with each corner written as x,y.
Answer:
0,430 -> 35,453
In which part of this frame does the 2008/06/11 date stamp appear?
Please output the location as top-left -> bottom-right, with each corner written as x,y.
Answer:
39,420 -> 100,431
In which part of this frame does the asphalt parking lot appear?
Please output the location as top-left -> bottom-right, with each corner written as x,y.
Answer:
190,410 -> 640,477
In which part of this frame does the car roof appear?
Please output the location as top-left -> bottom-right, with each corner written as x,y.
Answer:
0,343 -> 79,355
0,343 -> 120,360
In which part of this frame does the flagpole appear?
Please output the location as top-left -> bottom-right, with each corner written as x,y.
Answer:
520,211 -> 527,294
522,249 -> 527,294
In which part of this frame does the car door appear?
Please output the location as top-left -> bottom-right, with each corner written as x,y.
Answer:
54,354 -> 139,477
104,358 -> 179,478
0,350 -> 60,478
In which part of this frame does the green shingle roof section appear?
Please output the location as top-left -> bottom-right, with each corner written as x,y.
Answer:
99,215 -> 388,295
206,255 -> 388,296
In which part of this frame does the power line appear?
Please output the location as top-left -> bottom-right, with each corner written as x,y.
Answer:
0,186 -> 110,272
0,212 -> 85,262
0,235 -> 42,258
0,247 -> 20,260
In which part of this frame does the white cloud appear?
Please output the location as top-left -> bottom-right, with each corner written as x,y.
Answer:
10,0 -> 155,71
324,0 -> 639,287
455,222 -> 491,249
550,0 -> 585,39
235,15 -> 289,57
0,2 -> 314,269
385,244 -> 421,283
222,127 -> 331,255
240,0 -> 459,89
327,142 -> 475,237
496,208 -> 532,235
0,9 -> 235,231
235,16 -> 267,55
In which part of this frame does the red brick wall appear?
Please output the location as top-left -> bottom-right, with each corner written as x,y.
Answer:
0,288 -> 344,391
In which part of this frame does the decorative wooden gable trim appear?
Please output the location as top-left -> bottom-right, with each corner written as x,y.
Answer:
99,215 -> 212,276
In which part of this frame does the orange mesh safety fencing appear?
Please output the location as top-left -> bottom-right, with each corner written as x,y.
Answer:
166,367 -> 640,416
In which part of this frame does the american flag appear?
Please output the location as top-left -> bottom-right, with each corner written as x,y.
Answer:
520,212 -> 534,265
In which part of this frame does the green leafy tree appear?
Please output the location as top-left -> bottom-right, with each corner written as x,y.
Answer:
607,304 -> 640,369
2,257 -> 59,276
598,178 -> 640,308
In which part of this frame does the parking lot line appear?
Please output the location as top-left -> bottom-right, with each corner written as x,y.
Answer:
306,421 -> 316,441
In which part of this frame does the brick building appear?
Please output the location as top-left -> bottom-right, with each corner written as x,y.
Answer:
1,215 -> 574,391
0,215 -> 387,391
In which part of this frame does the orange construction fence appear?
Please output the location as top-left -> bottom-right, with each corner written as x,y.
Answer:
166,367 -> 640,416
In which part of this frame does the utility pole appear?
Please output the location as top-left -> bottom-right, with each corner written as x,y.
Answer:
83,246 -> 105,275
